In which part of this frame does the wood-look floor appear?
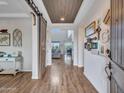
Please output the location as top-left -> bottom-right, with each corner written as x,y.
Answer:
0,59 -> 98,93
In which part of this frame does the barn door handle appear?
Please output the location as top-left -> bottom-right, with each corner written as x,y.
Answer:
105,63 -> 112,81
105,66 -> 111,80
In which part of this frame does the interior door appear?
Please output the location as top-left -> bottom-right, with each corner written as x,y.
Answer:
39,15 -> 47,77
110,0 -> 124,93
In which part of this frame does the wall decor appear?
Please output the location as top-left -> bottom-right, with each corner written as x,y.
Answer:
100,45 -> 104,54
87,42 -> 92,51
100,29 -> 110,43
0,29 -> 8,33
0,33 -> 10,46
84,42 -> 92,51
91,42 -> 99,55
96,25 -> 101,40
91,42 -> 98,49
13,29 -> 22,47
85,21 -> 96,37
85,37 -> 98,51
106,49 -> 111,58
103,9 -> 111,25
84,42 -> 87,49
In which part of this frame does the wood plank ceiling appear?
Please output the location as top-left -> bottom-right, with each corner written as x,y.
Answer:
42,0 -> 83,23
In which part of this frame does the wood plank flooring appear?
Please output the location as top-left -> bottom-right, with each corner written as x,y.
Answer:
0,59 -> 98,93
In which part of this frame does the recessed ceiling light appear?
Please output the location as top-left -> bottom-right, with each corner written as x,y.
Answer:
60,17 -> 65,21
0,1 -> 8,5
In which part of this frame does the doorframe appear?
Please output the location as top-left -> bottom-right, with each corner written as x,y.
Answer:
26,0 -> 46,79
48,29 -> 77,66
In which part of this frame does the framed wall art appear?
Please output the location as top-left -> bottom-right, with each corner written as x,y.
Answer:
13,29 -> 22,47
103,9 -> 111,25
0,33 -> 10,46
91,42 -> 98,49
85,21 -> 96,37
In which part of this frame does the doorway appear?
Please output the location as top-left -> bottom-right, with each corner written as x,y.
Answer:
51,29 -> 74,65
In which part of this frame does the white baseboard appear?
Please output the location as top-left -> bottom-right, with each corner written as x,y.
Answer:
78,65 -> 84,68
32,76 -> 39,79
46,64 -> 52,66
73,64 -> 78,66
21,70 -> 32,72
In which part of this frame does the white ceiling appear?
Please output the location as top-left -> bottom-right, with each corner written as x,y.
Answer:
0,0 -> 31,18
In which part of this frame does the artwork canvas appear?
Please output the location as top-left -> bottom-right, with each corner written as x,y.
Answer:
103,9 -> 111,25
13,29 -> 22,47
101,45 -> 104,54
91,42 -> 98,49
0,33 -> 10,46
84,42 -> 87,49
85,21 -> 96,37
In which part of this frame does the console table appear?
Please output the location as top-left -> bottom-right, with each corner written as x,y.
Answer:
0,56 -> 23,75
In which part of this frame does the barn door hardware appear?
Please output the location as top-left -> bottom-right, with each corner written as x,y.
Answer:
105,62 -> 112,81
25,0 -> 42,16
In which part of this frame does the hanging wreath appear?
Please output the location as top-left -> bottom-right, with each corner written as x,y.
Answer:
100,30 -> 110,44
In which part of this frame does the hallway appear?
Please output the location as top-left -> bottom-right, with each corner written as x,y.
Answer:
1,0 -> 124,93
0,59 -> 97,93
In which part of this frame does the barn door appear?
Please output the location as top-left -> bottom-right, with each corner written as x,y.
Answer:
39,15 -> 47,78
110,0 -> 124,93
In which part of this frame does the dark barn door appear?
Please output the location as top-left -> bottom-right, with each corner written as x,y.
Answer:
110,0 -> 124,93
39,15 -> 47,78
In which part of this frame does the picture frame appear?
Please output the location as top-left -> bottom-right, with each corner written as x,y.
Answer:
91,42 -> 98,49
103,9 -> 111,25
84,42 -> 87,49
13,29 -> 22,47
0,33 -> 10,46
85,21 -> 96,37
100,45 -> 104,54
98,45 -> 105,56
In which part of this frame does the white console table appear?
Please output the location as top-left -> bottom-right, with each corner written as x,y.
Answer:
0,56 -> 23,75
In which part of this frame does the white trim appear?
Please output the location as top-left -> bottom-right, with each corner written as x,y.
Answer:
21,70 -> 32,72
32,16 -> 39,80
32,76 -> 39,79
78,65 -> 84,68
73,64 -> 78,66
46,64 -> 52,66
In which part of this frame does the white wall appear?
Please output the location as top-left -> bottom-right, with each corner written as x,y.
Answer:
78,0 -> 110,93
77,27 -> 84,67
51,29 -> 68,42
84,50 -> 109,93
0,18 -> 32,71
73,29 -> 78,66
46,29 -> 52,66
